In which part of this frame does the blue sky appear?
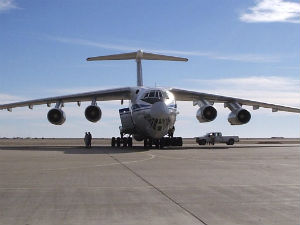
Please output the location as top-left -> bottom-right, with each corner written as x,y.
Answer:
0,0 -> 299,138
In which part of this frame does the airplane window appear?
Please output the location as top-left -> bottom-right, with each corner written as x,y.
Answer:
149,91 -> 155,97
158,92 -> 162,98
144,93 -> 149,98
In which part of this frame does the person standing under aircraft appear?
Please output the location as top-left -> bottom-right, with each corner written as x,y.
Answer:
210,133 -> 215,146
88,132 -> 92,148
84,132 -> 88,148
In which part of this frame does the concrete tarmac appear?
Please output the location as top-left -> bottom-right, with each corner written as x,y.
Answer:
0,140 -> 299,225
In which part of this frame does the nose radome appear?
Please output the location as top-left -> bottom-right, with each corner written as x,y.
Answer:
150,102 -> 169,118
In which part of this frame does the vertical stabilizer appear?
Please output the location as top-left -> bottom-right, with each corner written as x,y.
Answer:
87,50 -> 188,86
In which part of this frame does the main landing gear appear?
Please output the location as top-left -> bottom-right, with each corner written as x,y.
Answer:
111,136 -> 133,147
144,137 -> 183,149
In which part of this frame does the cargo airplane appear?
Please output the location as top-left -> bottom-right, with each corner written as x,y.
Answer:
1,50 -> 299,148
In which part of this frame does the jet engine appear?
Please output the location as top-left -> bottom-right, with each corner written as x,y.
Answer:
47,108 -> 66,125
85,105 -> 102,122
226,103 -> 251,125
196,105 -> 217,123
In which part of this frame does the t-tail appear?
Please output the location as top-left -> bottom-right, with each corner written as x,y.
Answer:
86,50 -> 188,86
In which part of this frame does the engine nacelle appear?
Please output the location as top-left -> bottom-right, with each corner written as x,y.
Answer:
85,105 -> 102,123
196,105 -> 217,123
47,108 -> 66,125
228,108 -> 251,125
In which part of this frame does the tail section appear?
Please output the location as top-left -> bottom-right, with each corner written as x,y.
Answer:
87,50 -> 188,86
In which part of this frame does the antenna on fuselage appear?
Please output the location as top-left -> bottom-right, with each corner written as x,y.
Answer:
86,50 -> 188,87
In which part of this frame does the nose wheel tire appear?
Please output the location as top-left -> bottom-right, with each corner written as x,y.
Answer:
144,138 -> 153,148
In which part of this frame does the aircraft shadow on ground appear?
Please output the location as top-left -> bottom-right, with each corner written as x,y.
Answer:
0,146 -> 148,154
0,144 -> 295,154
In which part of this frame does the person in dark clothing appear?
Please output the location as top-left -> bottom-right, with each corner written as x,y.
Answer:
87,132 -> 92,148
84,132 -> 88,148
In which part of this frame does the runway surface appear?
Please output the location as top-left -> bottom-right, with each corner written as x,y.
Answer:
0,140 -> 299,225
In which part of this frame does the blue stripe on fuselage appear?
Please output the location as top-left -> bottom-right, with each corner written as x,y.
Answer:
132,107 -> 151,112
132,106 -> 176,113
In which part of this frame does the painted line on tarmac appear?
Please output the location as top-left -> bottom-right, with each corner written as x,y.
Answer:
0,152 -> 156,174
110,154 -> 209,225
42,152 -> 156,171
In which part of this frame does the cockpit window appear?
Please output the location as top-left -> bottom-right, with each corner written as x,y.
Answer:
149,91 -> 155,98
142,90 -> 165,104
144,90 -> 163,99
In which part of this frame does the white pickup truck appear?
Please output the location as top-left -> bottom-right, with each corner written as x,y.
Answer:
196,132 -> 239,145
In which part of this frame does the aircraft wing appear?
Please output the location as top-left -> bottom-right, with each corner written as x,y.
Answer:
169,88 -> 300,113
0,87 -> 132,111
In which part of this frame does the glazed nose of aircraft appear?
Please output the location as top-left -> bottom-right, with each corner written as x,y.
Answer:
150,102 -> 169,118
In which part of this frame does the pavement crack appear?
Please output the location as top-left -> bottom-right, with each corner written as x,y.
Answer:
109,154 -> 208,225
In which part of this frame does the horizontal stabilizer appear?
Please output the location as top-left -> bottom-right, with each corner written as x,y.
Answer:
87,50 -> 188,62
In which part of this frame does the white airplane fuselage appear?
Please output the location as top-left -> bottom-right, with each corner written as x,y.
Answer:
121,87 -> 177,140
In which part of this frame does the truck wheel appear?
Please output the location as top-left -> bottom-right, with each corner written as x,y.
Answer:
199,139 -> 206,145
227,139 -> 234,145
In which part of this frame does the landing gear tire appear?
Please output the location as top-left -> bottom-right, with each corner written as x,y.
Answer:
128,137 -> 133,147
177,137 -> 183,146
116,137 -> 121,147
111,136 -> 133,148
154,140 -> 159,149
164,137 -> 183,147
144,138 -> 153,148
123,137 -> 128,147
159,139 -> 165,149
111,137 -> 116,147
144,139 -> 148,148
